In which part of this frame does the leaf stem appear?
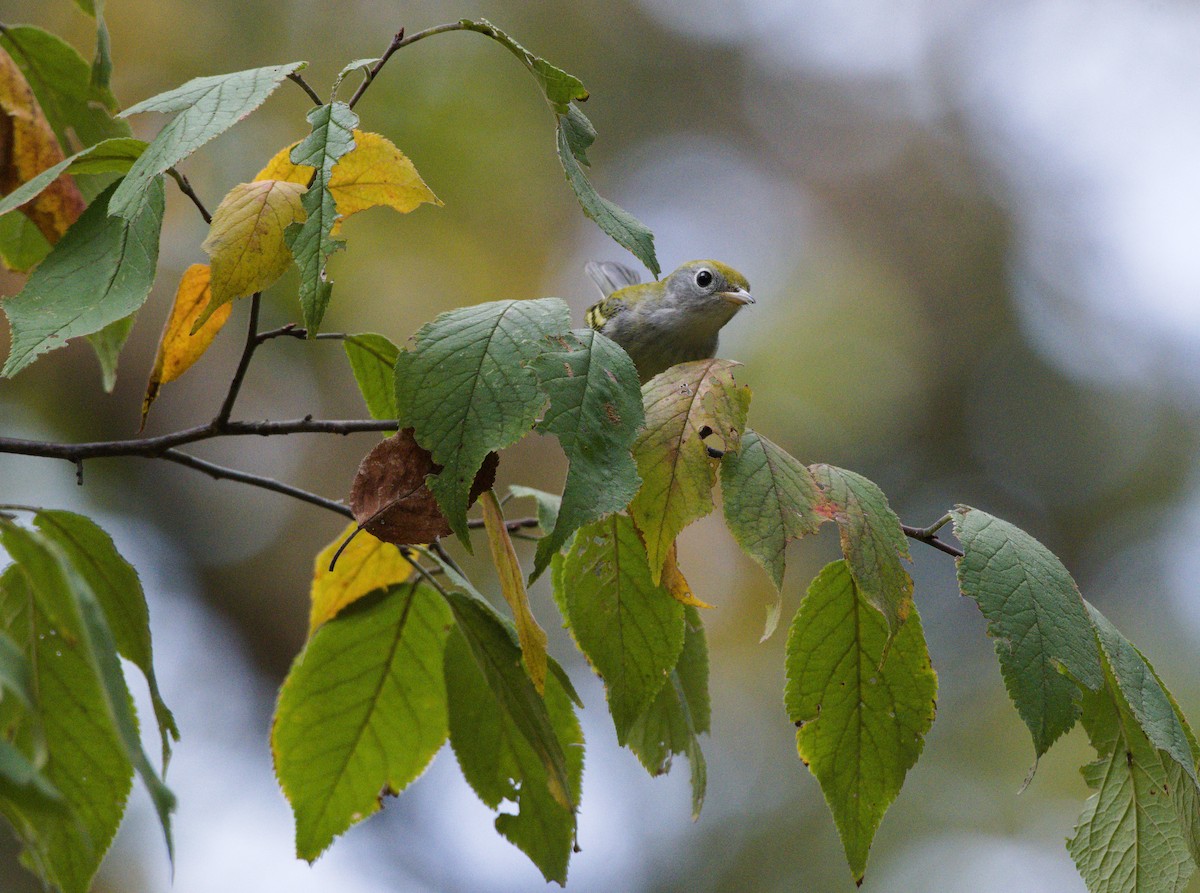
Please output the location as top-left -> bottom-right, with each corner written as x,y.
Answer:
217,293 -> 263,424
165,168 -> 212,224
901,518 -> 963,559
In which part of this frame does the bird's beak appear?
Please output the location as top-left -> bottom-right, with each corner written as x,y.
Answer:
720,288 -> 754,306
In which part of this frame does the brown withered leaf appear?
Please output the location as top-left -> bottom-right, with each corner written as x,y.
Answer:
0,47 -> 85,245
349,428 -> 498,544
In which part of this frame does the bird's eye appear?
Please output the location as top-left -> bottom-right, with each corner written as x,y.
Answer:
695,269 -> 714,288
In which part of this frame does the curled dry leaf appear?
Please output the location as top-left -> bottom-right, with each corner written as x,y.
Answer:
349,429 -> 498,545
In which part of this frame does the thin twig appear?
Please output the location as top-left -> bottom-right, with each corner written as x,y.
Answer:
465,516 -> 539,533
429,540 -> 466,578
217,293 -> 262,423
160,449 -> 352,518
348,28 -> 407,109
166,168 -> 212,224
287,71 -> 323,106
901,522 -> 963,559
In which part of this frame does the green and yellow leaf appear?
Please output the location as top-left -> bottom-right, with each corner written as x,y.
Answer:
309,523 -> 413,634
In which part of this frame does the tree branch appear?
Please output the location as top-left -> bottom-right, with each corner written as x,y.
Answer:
166,168 -> 212,225
901,519 -> 963,559
348,28 -> 407,109
217,293 -> 262,424
159,449 -> 352,518
287,71 -> 323,106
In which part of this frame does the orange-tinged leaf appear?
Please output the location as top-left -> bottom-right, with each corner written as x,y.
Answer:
0,46 -> 85,245
198,179 -> 306,326
309,522 -> 414,634
140,264 -> 230,429
479,489 -> 548,693
255,130 -> 440,224
661,541 -> 712,609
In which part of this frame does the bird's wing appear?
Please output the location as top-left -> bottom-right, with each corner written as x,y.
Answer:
584,261 -> 642,297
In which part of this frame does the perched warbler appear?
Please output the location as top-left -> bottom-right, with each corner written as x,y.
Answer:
584,259 -> 754,383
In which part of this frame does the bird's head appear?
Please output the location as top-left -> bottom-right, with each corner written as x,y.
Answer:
662,260 -> 754,324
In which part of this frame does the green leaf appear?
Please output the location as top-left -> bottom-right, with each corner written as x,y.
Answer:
0,137 -> 146,218
458,19 -> 588,114
436,580 -> 575,812
528,328 -> 644,581
342,332 -> 400,422
629,359 -> 749,583
557,515 -> 685,742
951,506 -> 1104,756
331,57 -> 380,96
89,4 -> 113,97
0,739 -> 65,811
721,429 -> 826,638
32,510 -> 178,765
0,561 -> 129,893
445,626 -> 583,884
0,213 -> 51,272
784,560 -> 937,884
394,298 -> 572,545
508,485 -> 562,535
272,583 -> 452,861
283,101 -> 358,333
0,522 -> 175,866
0,25 -> 131,150
625,605 -> 710,818
809,464 -> 912,637
556,104 -> 659,277
2,178 -> 163,379
0,629 -> 32,708
86,313 -> 135,393
1068,615 -> 1200,893
109,61 -> 305,220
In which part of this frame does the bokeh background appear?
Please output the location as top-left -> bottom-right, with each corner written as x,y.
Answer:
2,0 -> 1200,891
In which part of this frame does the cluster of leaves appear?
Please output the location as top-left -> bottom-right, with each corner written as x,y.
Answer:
1,9 -> 1198,893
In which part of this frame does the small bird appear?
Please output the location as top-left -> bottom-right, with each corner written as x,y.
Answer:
584,259 -> 754,383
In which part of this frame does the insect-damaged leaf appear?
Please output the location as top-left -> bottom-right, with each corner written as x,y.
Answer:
629,359 -> 749,584
349,428 -> 497,546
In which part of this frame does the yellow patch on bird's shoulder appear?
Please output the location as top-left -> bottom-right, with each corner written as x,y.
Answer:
586,303 -> 608,329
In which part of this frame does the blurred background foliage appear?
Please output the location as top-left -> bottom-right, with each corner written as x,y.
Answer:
2,1 -> 1199,891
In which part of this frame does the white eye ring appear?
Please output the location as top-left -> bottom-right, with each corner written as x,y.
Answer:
695,269 -> 714,288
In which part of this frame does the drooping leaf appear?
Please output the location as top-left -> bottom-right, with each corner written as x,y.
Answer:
479,490 -> 548,692
199,179 -> 306,324
721,429 -> 826,638
1068,612 -> 1200,893
810,464 -> 912,637
342,333 -> 400,422
348,429 -> 498,546
309,522 -> 413,634
283,101 -> 358,333
86,312 -> 135,392
394,298 -> 572,545
0,628 -> 33,707
556,515 -> 686,743
109,61 -> 305,220
457,19 -> 589,114
785,560 -> 937,884
272,583 -> 451,861
0,211 -> 51,271
660,540 -> 711,608
0,136 -> 145,219
0,738 -> 65,811
0,25 -> 131,150
2,177 -> 164,380
625,605 -> 710,818
0,46 -> 86,245
0,565 -> 125,893
331,57 -> 380,96
628,359 -> 749,583
31,509 -> 178,764
951,506 -> 1104,756
556,103 -> 659,276
528,328 -> 644,581
438,585 -> 575,812
141,264 -> 231,428
444,623 -> 583,884
508,485 -> 562,536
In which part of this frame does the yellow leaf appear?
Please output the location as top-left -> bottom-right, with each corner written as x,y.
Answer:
198,179 -> 306,327
309,522 -> 414,634
479,489 -> 548,693
662,541 -> 713,609
254,130 -> 440,226
0,47 -> 85,245
141,264 -> 230,429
